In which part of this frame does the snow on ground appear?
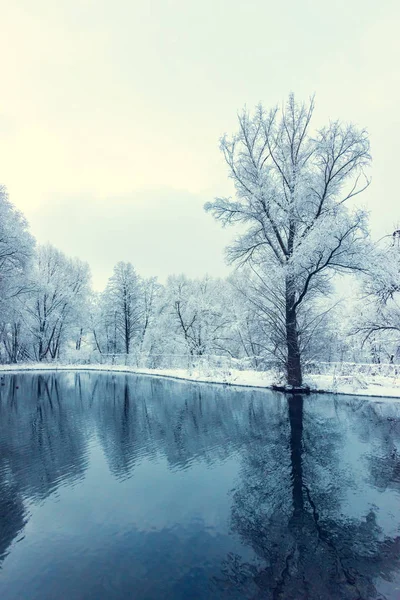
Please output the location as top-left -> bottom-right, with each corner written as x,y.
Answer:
1,363 -> 400,400
305,373 -> 400,400
0,363 -> 274,389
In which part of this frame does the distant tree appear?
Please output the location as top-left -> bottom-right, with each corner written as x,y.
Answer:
88,292 -> 107,355
26,244 -> 91,361
137,276 -> 161,357
354,236 -> 400,360
0,300 -> 33,363
206,95 -> 371,386
164,275 -> 233,356
102,262 -> 142,355
0,187 -> 35,362
0,186 -> 34,304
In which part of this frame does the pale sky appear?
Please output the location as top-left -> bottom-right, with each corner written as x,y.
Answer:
1,0 -> 399,289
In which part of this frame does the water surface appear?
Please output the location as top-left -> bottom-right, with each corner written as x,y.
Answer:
0,371 -> 399,599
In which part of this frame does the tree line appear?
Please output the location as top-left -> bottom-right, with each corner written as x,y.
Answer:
0,96 -> 399,385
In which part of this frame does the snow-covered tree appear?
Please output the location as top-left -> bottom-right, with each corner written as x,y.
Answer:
162,275 -> 234,357
0,297 -> 34,363
0,187 -> 35,363
206,95 -> 371,386
231,266 -> 348,372
88,292 -> 107,355
26,244 -> 91,361
137,276 -> 161,356
354,235 -> 400,361
0,186 -> 34,306
101,262 -> 142,355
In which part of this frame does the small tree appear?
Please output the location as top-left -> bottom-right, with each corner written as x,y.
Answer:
206,95 -> 371,386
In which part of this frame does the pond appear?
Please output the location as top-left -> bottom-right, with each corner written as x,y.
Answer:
0,371 -> 399,599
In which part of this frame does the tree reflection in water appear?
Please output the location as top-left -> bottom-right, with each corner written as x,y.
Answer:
216,395 -> 400,599
0,373 -> 89,563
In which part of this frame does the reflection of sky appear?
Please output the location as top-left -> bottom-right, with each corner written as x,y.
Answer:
339,434 -> 399,532
25,445 -> 240,535
305,395 -> 400,535
0,437 -> 247,600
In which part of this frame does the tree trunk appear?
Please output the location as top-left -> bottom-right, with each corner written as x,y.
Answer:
286,285 -> 302,387
125,329 -> 130,354
288,395 -> 304,516
76,328 -> 83,350
39,339 -> 44,361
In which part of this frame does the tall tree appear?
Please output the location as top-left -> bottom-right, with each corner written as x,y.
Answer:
206,95 -> 371,386
103,262 -> 141,355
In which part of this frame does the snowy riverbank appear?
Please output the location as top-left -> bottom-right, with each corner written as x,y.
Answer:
1,362 -> 400,400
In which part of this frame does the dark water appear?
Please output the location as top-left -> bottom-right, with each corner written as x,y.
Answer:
0,372 -> 399,599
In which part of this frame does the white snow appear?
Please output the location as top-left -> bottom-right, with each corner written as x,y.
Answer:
0,363 -> 275,390
1,363 -> 400,400
305,373 -> 400,400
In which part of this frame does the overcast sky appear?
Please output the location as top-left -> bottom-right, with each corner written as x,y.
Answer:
1,0 -> 399,289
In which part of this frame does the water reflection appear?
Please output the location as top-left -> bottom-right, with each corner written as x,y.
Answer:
217,396 -> 400,599
0,372 -> 399,599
